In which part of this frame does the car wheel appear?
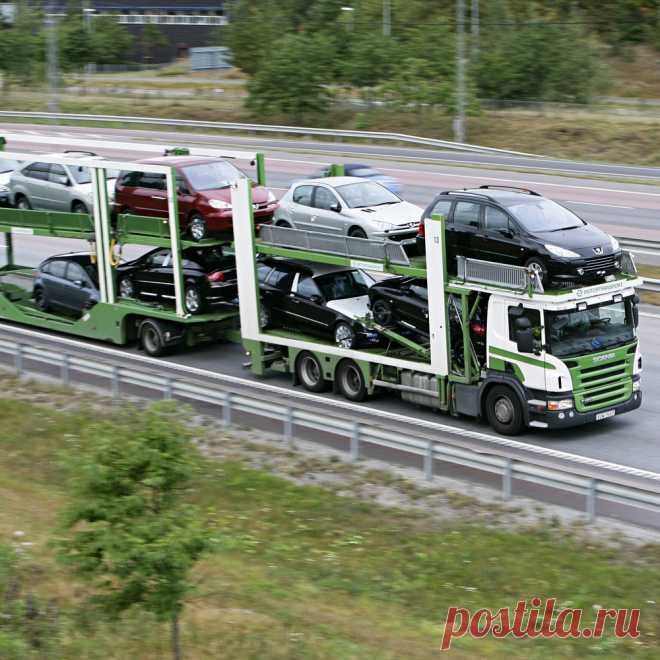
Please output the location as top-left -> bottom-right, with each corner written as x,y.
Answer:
259,302 -> 271,329
337,360 -> 367,402
334,321 -> 357,349
189,214 -> 207,241
118,276 -> 135,299
296,351 -> 326,392
15,195 -> 31,210
72,201 -> 88,214
485,385 -> 524,436
140,320 -> 166,357
348,227 -> 368,239
275,219 -> 292,228
34,287 -> 49,312
372,299 -> 393,326
525,257 -> 548,286
184,285 -> 203,315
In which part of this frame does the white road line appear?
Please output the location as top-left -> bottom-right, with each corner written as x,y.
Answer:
564,200 -> 634,209
641,312 -> 660,319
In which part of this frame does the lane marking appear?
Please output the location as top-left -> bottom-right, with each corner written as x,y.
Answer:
564,200 -> 634,209
641,312 -> 660,319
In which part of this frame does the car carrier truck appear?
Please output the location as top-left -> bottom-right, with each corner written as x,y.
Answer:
0,139 -> 644,435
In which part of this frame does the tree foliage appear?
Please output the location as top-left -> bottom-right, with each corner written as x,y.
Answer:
58,403 -> 211,660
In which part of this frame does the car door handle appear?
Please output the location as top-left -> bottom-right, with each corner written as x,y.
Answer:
152,195 -> 167,200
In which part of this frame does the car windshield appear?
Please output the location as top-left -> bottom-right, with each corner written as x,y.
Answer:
507,199 -> 584,233
70,166 -> 119,184
183,161 -> 245,191
336,181 -> 400,208
0,158 -> 19,174
546,299 -> 635,358
315,270 -> 371,301
184,246 -> 229,272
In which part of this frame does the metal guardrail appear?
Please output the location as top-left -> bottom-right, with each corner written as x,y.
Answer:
0,111 -> 543,157
1,325 -> 659,529
618,236 -> 660,259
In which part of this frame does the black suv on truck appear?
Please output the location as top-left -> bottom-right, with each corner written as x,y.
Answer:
416,186 -> 622,286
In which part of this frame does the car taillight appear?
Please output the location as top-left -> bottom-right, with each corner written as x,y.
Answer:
207,271 -> 226,282
417,222 -> 425,237
470,321 -> 486,336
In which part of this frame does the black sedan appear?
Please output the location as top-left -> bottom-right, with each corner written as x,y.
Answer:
257,258 -> 379,349
33,253 -> 100,316
368,276 -> 429,336
417,186 -> 622,285
116,245 -> 237,314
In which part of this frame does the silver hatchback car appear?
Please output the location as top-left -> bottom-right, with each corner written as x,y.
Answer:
9,152 -> 118,214
273,176 -> 423,243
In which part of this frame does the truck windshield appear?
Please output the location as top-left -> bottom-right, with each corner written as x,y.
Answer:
546,299 -> 635,358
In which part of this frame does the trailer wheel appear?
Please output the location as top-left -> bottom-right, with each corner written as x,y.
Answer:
337,360 -> 367,402
140,320 -> 166,357
485,385 -> 524,436
372,299 -> 393,326
296,351 -> 326,392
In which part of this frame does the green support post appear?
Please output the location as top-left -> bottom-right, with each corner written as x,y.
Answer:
166,166 -> 186,317
0,136 -> 11,266
256,153 -> 266,186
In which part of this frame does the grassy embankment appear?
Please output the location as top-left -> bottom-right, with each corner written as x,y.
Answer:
1,379 -> 660,659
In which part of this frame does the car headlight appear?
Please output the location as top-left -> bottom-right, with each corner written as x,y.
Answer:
267,190 -> 277,203
209,199 -> 231,210
609,236 -> 620,252
372,220 -> 394,231
547,399 -> 573,411
544,244 -> 580,259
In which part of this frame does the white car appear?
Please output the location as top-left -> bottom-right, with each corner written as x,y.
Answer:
0,157 -> 21,206
273,176 -> 423,244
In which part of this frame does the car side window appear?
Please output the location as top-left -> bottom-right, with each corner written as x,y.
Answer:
119,171 -> 142,187
41,262 -> 51,275
508,307 -> 541,341
49,164 -> 68,185
48,260 -> 67,279
257,264 -> 273,283
176,175 -> 190,195
267,268 -> 295,291
427,199 -> 452,220
453,202 -> 481,228
409,284 -> 428,301
24,163 -> 50,181
147,250 -> 169,267
313,187 -> 337,211
66,262 -> 87,283
485,206 -> 511,232
138,173 -> 167,190
292,185 -> 313,206
297,276 -> 322,300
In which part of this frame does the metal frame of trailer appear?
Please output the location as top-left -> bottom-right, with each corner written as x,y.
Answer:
0,139 -> 266,353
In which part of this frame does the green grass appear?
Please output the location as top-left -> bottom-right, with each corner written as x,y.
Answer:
2,382 -> 660,658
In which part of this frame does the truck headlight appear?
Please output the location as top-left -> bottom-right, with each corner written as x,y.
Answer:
544,244 -> 580,259
547,399 -> 573,411
209,199 -> 231,210
633,380 -> 641,392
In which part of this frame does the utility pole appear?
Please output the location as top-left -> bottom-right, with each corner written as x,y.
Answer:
383,0 -> 391,37
454,0 -> 466,143
83,1 -> 96,76
46,1 -> 59,115
471,0 -> 479,60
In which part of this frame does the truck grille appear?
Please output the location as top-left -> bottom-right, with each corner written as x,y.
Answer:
567,347 -> 635,412
582,254 -> 617,274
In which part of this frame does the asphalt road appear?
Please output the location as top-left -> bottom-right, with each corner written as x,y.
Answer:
0,123 -> 658,473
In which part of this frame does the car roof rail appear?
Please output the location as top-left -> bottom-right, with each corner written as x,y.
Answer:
63,150 -> 97,157
478,185 -> 541,196
443,190 -> 497,203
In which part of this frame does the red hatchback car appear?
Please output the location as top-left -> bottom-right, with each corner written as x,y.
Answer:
114,156 -> 279,240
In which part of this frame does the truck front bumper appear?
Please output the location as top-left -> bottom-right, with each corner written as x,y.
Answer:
529,390 -> 642,430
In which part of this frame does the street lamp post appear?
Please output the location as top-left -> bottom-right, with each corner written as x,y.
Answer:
341,6 -> 354,33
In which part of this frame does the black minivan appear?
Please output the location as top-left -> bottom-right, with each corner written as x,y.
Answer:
416,186 -> 622,285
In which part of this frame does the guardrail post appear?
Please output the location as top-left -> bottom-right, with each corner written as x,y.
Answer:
164,378 -> 173,400
586,478 -> 597,522
111,366 -> 120,399
503,458 -> 512,500
60,353 -> 70,386
14,344 -> 23,375
350,422 -> 360,462
223,392 -> 232,427
424,440 -> 434,481
283,406 -> 293,445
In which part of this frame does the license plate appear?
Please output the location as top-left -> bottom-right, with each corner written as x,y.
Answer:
596,409 -> 616,421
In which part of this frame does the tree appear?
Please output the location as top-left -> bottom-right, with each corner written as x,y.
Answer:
88,16 -> 134,66
0,0 -> 44,85
141,23 -> 168,63
247,32 -> 335,121
58,403 -> 211,660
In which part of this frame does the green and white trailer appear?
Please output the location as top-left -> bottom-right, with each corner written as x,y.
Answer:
230,179 -> 643,435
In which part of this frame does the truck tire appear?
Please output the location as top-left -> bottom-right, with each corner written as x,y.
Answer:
140,319 -> 166,357
337,359 -> 367,402
296,351 -> 326,392
485,385 -> 525,436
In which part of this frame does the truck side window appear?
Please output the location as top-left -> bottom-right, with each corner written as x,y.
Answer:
508,307 -> 541,341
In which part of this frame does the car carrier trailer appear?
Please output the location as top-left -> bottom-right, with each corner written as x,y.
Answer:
230,178 -> 643,435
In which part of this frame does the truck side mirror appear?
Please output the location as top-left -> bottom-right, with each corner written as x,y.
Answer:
632,295 -> 640,328
514,317 -> 534,354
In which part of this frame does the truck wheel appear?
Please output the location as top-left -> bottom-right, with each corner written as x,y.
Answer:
372,299 -> 392,326
189,214 -> 207,241
296,351 -> 326,392
485,385 -> 524,436
337,360 -> 367,402
140,320 -> 166,357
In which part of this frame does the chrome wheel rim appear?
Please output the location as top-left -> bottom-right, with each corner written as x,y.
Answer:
190,218 -> 205,240
528,262 -> 544,276
335,324 -> 354,348
185,288 -> 201,313
119,279 -> 133,298
301,356 -> 321,385
259,305 -> 269,328
494,396 -> 514,424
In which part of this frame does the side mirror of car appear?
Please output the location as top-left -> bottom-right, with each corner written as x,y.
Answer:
177,185 -> 190,195
330,202 -> 342,213
498,228 -> 514,239
310,294 -> 323,304
73,279 -> 84,288
514,317 -> 535,354
54,175 -> 70,186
